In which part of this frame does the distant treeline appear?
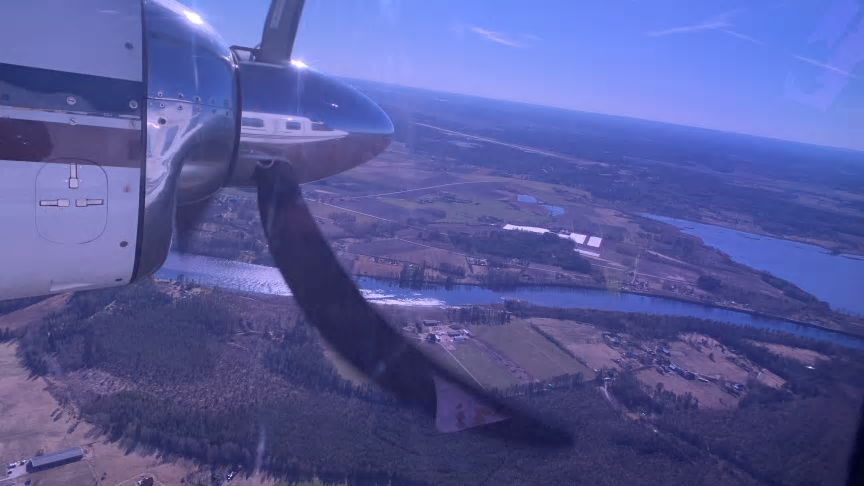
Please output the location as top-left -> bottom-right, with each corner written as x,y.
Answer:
760,272 -> 825,306
397,110 -> 864,253
445,305 -> 511,325
450,230 -> 592,274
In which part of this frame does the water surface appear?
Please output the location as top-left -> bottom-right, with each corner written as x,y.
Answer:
517,194 -> 565,216
644,214 -> 864,315
156,252 -> 863,348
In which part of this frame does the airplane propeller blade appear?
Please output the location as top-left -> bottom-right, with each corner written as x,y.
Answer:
253,160 -> 574,448
257,0 -> 306,64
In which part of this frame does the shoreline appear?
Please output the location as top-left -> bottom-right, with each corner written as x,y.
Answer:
635,211 -> 864,258
164,253 -> 864,341
363,274 -> 863,338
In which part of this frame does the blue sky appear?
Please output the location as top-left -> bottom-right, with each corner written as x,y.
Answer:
180,0 -> 864,151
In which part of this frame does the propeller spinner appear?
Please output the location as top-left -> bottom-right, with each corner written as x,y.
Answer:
229,52 -> 394,186
228,0 -> 393,186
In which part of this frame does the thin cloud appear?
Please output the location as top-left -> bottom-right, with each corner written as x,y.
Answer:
469,26 -> 539,48
647,21 -> 729,37
649,9 -> 859,81
792,54 -> 860,79
647,8 -> 742,37
717,28 -> 767,47
720,30 -> 858,80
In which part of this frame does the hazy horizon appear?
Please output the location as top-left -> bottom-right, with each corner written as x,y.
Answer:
181,0 -> 864,151
341,76 -> 864,154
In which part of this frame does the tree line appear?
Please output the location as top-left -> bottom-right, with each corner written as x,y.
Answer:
450,230 -> 592,274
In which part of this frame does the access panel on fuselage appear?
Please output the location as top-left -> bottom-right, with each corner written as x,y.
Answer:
0,0 -> 144,300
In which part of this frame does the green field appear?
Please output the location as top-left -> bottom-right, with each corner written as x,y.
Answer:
470,320 -> 592,379
448,342 -> 520,389
416,320 -> 594,393
382,193 -> 550,225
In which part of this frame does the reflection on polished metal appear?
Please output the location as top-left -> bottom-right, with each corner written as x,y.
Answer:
133,0 -> 239,282
143,0 -> 236,110
133,0 -> 393,281
135,100 -> 236,282
228,60 -> 393,186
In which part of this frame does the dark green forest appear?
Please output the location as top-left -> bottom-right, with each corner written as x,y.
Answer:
450,230 -> 592,273
5,284 -> 864,485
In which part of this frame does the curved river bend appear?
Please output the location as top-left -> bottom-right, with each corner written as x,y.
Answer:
156,252 -> 863,349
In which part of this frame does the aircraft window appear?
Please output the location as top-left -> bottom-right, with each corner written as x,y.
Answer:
310,122 -> 333,131
285,121 -> 302,130
241,117 -> 264,128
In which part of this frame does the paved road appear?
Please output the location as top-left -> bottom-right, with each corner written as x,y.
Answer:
341,180 -> 502,200
413,123 -> 603,166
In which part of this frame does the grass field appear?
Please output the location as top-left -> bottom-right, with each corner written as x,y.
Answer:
447,342 -> 520,390
529,318 -> 622,371
470,320 -> 593,379
396,320 -> 599,393
382,193 -> 550,226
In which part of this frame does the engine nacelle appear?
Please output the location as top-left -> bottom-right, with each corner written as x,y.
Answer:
0,0 -> 392,301
135,0 -> 240,283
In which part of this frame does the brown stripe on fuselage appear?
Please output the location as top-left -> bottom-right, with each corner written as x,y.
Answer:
0,117 -> 143,168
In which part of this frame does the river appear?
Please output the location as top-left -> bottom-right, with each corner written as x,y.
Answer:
643,214 -> 864,316
155,252 -> 863,349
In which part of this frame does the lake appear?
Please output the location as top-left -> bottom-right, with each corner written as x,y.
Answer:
517,194 -> 564,216
643,214 -> 864,315
156,252 -> 864,349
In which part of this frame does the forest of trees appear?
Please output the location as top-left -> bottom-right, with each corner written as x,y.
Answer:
608,370 -> 699,414
696,275 -> 721,292
445,305 -> 511,325
5,283 -> 864,485
450,230 -> 592,273
0,327 -> 14,342
760,271 -> 825,305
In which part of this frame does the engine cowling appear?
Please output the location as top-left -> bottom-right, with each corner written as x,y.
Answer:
133,0 -> 240,283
